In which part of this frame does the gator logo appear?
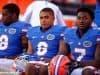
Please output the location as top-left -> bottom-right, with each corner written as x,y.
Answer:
83,41 -> 92,47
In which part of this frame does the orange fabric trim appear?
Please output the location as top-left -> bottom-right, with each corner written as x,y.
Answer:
84,0 -> 96,4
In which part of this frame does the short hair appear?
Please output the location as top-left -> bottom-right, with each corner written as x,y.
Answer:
40,8 -> 54,15
3,3 -> 20,18
76,7 -> 94,20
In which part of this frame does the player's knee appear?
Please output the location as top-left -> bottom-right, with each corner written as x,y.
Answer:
25,63 -> 38,74
71,68 -> 82,75
39,66 -> 48,75
82,66 -> 96,75
26,63 -> 33,70
25,63 -> 38,75
82,69 -> 95,75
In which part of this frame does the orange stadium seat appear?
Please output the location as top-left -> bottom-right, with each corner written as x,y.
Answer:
0,0 -> 35,14
0,0 -> 76,27
15,0 -> 34,14
0,0 -> 8,13
64,19 -> 76,27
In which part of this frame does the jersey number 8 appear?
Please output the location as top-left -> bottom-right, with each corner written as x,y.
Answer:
37,41 -> 48,56
0,35 -> 8,50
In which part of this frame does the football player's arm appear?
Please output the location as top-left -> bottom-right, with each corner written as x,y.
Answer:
58,40 -> 70,56
42,40 -> 70,63
80,42 -> 100,68
21,36 -> 28,52
21,23 -> 32,52
95,42 -> 100,68
27,40 -> 34,54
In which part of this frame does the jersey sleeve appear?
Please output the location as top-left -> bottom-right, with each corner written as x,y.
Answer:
21,23 -> 32,36
63,28 -> 70,41
59,26 -> 67,40
96,29 -> 100,43
94,0 -> 100,27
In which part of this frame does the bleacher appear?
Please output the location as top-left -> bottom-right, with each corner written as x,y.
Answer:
0,0 -> 96,27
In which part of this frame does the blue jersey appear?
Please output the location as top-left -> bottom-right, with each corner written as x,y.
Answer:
0,21 -> 31,57
27,25 -> 66,60
64,27 -> 100,62
94,0 -> 100,27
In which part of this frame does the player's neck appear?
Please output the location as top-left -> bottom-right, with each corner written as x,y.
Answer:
4,20 -> 18,26
77,27 -> 90,38
40,26 -> 52,32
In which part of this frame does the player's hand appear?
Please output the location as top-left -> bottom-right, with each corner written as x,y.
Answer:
69,60 -> 81,73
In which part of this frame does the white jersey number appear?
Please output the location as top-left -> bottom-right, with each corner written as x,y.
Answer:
75,48 -> 86,61
37,42 -> 48,56
0,35 -> 8,50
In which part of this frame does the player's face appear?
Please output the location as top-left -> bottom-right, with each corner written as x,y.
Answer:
76,12 -> 92,30
1,9 -> 13,26
40,11 -> 54,30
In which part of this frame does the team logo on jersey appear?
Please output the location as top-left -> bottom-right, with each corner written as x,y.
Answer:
83,41 -> 92,47
8,28 -> 16,34
47,34 -> 55,40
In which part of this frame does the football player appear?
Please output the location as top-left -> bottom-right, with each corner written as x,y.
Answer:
0,3 -> 31,72
25,8 -> 67,75
57,7 -> 100,75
